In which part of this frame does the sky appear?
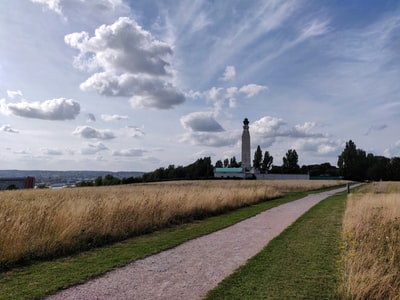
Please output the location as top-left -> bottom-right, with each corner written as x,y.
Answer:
0,0 -> 399,172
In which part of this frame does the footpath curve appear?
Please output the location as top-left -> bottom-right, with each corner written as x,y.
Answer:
47,185 -> 355,300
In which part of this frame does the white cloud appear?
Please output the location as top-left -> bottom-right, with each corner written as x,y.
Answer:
31,0 -> 63,15
239,84 -> 268,98
6,90 -> 23,99
179,131 -> 240,147
112,148 -> 146,156
299,19 -> 330,41
180,112 -> 224,132
73,125 -> 115,139
251,116 -> 286,136
65,17 -> 185,109
101,114 -> 128,121
30,0 -> 124,17
292,138 -> 341,155
0,124 -> 19,133
81,142 -> 108,155
220,65 -> 236,81
7,98 -> 80,120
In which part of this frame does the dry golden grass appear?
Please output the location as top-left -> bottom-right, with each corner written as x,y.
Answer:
0,180 -> 345,268
340,182 -> 400,299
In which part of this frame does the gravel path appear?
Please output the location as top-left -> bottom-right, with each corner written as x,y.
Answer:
47,186 -> 350,300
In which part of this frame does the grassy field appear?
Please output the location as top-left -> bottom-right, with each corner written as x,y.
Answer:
205,190 -> 348,299
0,180 -> 344,269
339,182 -> 400,299
0,180 -> 347,299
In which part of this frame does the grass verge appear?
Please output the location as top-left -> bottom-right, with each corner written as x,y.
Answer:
206,192 -> 347,299
0,191 -> 310,300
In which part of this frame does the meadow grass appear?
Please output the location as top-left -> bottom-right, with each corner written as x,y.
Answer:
339,182 -> 400,299
205,191 -> 348,299
0,190 -> 316,300
0,180 -> 344,269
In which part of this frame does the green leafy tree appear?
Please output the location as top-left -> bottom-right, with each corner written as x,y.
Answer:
282,149 -> 300,173
337,140 -> 367,181
253,145 -> 263,170
261,151 -> 273,172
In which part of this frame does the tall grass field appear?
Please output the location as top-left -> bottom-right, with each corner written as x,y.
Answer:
0,180 -> 343,269
339,182 -> 400,299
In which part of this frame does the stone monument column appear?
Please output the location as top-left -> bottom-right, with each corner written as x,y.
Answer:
241,118 -> 251,171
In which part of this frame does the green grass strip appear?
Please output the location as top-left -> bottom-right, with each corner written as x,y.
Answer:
0,192 -> 310,300
206,192 -> 347,300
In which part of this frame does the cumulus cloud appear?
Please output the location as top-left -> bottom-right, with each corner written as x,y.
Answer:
179,131 -> 240,147
81,142 -> 108,155
7,98 -> 80,120
220,65 -> 236,81
112,148 -> 146,156
292,138 -> 341,155
73,125 -> 115,139
65,17 -> 185,109
1,124 -> 19,133
251,116 -> 286,136
180,112 -> 224,132
101,114 -> 128,121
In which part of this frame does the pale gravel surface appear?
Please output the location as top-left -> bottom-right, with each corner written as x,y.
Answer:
47,186 -> 350,300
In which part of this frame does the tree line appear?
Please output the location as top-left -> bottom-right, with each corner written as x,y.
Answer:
76,139 -> 400,185
338,140 -> 400,181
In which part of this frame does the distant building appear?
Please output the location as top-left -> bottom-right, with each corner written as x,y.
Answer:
214,118 -> 310,180
214,118 -> 253,179
0,177 -> 35,190
241,118 -> 251,171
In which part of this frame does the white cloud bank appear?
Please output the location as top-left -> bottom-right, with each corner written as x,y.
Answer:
73,125 -> 115,140
4,98 -> 80,120
65,17 -> 185,109
180,112 -> 224,132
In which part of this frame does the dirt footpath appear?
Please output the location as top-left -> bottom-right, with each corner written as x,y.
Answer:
47,186 -> 350,300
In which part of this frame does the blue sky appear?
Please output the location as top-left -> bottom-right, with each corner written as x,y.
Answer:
0,0 -> 399,171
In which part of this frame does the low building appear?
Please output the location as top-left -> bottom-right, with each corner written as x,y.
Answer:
214,168 -> 256,179
0,177 -> 35,190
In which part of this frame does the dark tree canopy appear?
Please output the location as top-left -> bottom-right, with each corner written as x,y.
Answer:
261,151 -> 273,172
253,145 -> 263,170
337,140 -> 367,181
282,149 -> 300,173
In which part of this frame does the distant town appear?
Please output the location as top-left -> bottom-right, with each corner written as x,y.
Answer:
0,170 -> 144,189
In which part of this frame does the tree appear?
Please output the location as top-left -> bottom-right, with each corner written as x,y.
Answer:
261,151 -> 273,172
215,160 -> 223,168
253,145 -> 263,170
223,158 -> 229,168
230,156 -> 240,168
282,149 -> 300,173
338,140 -> 367,181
